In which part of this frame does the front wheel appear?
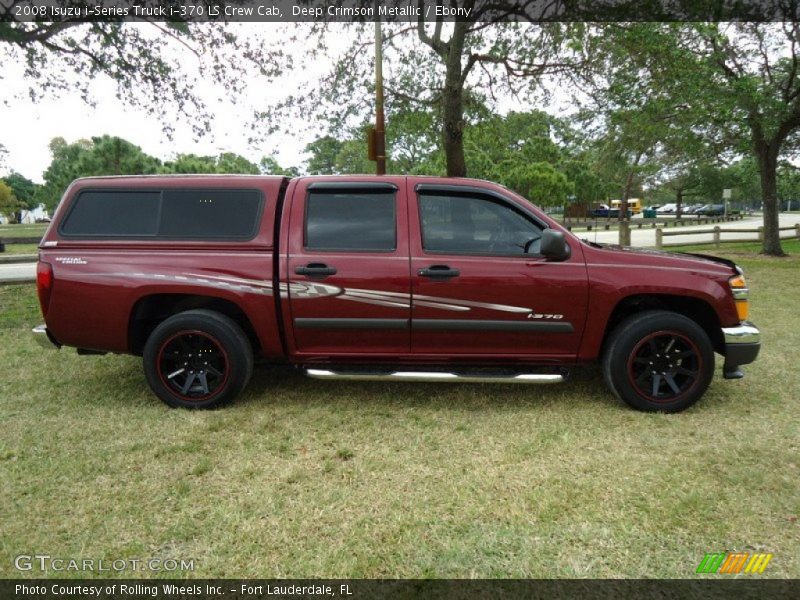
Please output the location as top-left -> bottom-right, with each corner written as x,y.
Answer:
602,310 -> 715,412
143,309 -> 253,409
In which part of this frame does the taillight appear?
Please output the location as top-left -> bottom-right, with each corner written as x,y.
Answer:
728,272 -> 749,321
36,261 -> 53,318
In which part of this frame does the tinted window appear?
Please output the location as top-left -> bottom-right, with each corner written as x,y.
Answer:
419,193 -> 542,255
305,191 -> 395,251
61,191 -> 160,236
61,188 -> 263,239
159,189 -> 261,239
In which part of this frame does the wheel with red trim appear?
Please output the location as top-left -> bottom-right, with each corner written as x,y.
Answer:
143,309 -> 253,409
602,310 -> 715,412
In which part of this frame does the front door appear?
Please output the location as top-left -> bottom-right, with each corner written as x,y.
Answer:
408,182 -> 588,359
286,179 -> 411,357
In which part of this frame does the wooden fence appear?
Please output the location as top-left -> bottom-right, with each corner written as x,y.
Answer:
656,224 -> 800,249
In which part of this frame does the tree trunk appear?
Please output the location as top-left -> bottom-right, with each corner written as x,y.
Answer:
676,188 -> 683,218
619,168 -> 634,221
441,23 -> 467,177
756,141 -> 785,256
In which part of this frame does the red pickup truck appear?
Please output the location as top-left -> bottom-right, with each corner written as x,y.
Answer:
33,175 -> 760,412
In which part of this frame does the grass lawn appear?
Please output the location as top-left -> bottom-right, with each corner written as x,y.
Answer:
1,243 -> 38,256
0,223 -> 47,239
0,247 -> 798,579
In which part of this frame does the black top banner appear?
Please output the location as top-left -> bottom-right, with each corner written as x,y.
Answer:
2,0 -> 800,23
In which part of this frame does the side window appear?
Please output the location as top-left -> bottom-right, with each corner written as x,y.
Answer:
60,191 -> 160,236
418,193 -> 543,255
159,189 -> 262,239
60,188 -> 263,240
305,191 -> 396,251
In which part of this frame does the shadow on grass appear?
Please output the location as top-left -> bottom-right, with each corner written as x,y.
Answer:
75,354 -> 626,414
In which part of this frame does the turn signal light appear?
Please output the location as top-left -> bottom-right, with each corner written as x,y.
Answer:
729,274 -> 749,321
735,299 -> 749,320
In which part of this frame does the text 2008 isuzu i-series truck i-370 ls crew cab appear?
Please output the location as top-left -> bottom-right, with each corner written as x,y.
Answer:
33,175 -> 760,412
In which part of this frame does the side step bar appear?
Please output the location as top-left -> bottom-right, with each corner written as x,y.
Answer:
305,368 -> 565,384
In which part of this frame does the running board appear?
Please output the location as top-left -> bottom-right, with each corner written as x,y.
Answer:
305,368 -> 565,384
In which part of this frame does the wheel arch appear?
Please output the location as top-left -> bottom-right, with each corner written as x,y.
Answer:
600,294 -> 724,357
128,293 -> 261,356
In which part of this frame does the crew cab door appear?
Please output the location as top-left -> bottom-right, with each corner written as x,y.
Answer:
284,178 -> 411,356
408,182 -> 588,358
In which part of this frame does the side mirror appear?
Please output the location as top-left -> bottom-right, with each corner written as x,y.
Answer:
540,229 -> 571,261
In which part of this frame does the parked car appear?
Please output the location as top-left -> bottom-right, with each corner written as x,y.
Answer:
590,204 -> 631,218
656,203 -> 678,214
699,204 -> 725,216
682,204 -> 704,215
33,175 -> 760,413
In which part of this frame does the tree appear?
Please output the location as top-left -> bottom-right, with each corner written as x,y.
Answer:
1,172 -> 39,223
37,136 -> 160,211
695,23 -> 800,255
261,16 -> 581,177
258,156 -> 299,177
464,111 -> 575,205
0,21 -> 268,137
596,23 -> 800,255
0,181 -> 24,223
304,136 -> 345,175
36,137 -> 93,211
161,153 -> 259,174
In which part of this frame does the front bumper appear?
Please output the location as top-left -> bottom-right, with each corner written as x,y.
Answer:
32,325 -> 60,350
721,321 -> 760,379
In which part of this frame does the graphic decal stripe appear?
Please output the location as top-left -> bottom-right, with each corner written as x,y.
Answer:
93,272 -> 543,316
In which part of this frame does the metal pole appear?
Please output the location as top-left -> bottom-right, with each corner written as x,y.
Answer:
374,6 -> 386,175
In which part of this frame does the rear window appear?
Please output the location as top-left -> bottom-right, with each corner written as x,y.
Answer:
60,191 -> 160,237
60,188 -> 263,240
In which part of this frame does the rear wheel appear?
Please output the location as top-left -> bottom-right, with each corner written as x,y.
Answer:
143,309 -> 253,409
602,310 -> 715,412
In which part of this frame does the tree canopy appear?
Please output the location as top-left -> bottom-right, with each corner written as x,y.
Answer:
0,21 -> 268,137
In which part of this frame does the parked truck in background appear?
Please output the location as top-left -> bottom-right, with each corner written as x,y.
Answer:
33,175 -> 760,412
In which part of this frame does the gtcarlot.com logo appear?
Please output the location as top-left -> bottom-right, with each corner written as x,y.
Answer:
696,552 -> 773,574
14,554 -> 195,572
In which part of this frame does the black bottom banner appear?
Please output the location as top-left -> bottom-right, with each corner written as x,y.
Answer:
2,579 -> 799,600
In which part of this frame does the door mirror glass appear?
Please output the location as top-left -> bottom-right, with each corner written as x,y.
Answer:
540,229 -> 571,261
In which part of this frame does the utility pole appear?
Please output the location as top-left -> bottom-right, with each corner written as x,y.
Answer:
374,3 -> 386,175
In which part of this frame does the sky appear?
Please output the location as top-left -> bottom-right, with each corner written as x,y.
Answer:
1,24 -> 356,183
1,22 -> 553,184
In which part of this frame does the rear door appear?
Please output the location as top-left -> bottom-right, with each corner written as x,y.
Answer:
285,178 -> 411,356
408,181 -> 588,358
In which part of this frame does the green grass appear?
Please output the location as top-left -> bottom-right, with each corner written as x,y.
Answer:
1,243 -> 38,256
1,251 -> 798,579
667,238 -> 800,256
0,223 -> 46,239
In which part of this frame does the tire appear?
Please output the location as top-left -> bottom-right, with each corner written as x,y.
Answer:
602,310 -> 715,413
143,309 -> 253,409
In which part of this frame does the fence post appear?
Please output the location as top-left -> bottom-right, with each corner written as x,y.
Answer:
713,225 -> 720,248
758,226 -> 764,242
655,227 -> 663,249
796,223 -> 800,240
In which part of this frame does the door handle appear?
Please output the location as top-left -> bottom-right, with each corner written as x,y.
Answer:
418,264 -> 460,279
295,263 -> 337,278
